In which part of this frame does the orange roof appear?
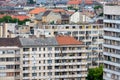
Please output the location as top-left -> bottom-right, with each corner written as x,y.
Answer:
29,7 -> 46,14
85,0 -> 93,4
56,36 -> 83,45
12,15 -> 29,21
52,9 -> 66,13
67,0 -> 82,5
0,14 -> 6,18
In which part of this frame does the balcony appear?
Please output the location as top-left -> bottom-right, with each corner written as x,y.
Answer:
103,52 -> 120,59
55,56 -> 87,59
103,44 -> 120,50
104,36 -> 120,41
54,68 -> 87,72
55,62 -> 87,66
104,61 -> 120,67
104,68 -> 120,76
104,27 -> 120,32
55,74 -> 87,78
104,19 -> 120,24
62,50 -> 87,53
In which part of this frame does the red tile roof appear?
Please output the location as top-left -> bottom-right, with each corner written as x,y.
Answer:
52,9 -> 66,13
12,15 -> 29,21
0,14 -> 6,18
56,36 -> 83,45
29,7 -> 46,14
85,0 -> 93,4
67,0 -> 82,5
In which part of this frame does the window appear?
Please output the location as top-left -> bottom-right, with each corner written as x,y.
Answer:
47,66 -> 52,69
48,72 -> 52,76
48,53 -> 52,57
23,48 -> 29,52
32,73 -> 37,76
72,26 -> 75,29
39,61 -> 41,63
47,47 -> 52,51
79,26 -> 82,29
43,66 -> 45,69
32,67 -> 36,70
39,67 -> 41,70
47,60 -> 52,63
55,47 -> 59,51
43,72 -> 45,76
39,48 -> 41,51
0,72 -> 6,77
23,73 -> 29,77
77,59 -> 81,62
39,73 -> 41,76
0,65 -> 6,70
43,60 -> 45,63
43,48 -> 45,51
23,67 -> 28,70
43,54 -> 45,57
0,58 -> 5,61
55,72 -> 59,75
39,54 -> 41,57
32,48 -> 37,51
6,65 -> 14,69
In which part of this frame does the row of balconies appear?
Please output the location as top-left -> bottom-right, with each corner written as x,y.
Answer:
104,68 -> 120,76
104,35 -> 120,41
103,44 -> 120,50
23,74 -> 87,79
23,62 -> 87,67
103,52 -> 120,59
23,68 -> 87,73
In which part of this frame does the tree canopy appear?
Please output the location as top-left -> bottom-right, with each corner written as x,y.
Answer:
0,16 -> 30,25
87,65 -> 103,80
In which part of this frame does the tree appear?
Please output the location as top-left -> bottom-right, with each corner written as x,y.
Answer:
94,5 -> 103,10
28,0 -> 35,4
0,16 -> 30,25
87,65 -> 103,80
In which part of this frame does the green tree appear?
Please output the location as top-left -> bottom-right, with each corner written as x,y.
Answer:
87,65 -> 103,80
94,5 -> 103,10
2,16 -> 12,23
29,0 -> 35,4
0,16 -> 30,25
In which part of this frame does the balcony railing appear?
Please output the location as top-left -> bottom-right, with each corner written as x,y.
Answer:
103,44 -> 120,50
104,35 -> 120,41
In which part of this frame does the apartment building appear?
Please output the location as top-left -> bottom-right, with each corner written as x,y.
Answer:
0,36 -> 87,80
35,24 -> 103,68
20,36 -> 87,80
0,23 -> 17,38
0,38 -> 21,80
103,5 -> 120,80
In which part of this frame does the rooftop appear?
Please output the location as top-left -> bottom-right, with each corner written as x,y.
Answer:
56,36 -> 83,45
0,37 -> 21,47
67,0 -> 82,5
29,7 -> 46,14
12,15 -> 29,21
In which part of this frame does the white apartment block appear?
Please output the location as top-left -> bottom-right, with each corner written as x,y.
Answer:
35,24 -> 103,68
103,5 -> 120,80
0,36 -> 87,80
0,38 -> 21,80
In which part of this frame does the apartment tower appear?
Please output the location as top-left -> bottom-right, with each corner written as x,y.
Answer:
103,4 -> 120,80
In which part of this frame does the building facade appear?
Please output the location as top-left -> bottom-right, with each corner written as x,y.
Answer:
0,36 -> 87,80
103,5 -> 120,80
0,38 -> 21,80
35,24 -> 103,68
